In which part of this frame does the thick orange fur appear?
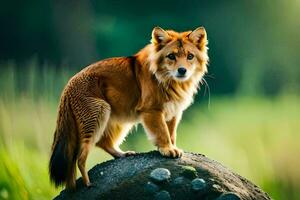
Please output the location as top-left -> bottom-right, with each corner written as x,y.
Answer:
49,27 -> 208,189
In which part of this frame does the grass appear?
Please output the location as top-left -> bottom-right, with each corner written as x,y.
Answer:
179,96 -> 300,200
0,65 -> 299,199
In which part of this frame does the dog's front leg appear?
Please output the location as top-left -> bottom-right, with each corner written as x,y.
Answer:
141,111 -> 183,157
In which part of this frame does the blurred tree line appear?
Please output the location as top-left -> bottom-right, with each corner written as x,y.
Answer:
0,0 -> 299,96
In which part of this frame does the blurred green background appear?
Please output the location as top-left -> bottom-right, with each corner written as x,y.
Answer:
0,0 -> 299,199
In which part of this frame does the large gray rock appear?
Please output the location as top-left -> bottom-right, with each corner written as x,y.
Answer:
54,151 -> 271,200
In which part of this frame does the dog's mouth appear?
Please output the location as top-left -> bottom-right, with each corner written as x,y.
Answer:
168,70 -> 190,81
176,74 -> 186,78
174,74 -> 189,81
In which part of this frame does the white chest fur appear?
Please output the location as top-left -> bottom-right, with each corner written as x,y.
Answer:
163,98 -> 193,121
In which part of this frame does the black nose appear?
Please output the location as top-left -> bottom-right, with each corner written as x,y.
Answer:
177,67 -> 187,75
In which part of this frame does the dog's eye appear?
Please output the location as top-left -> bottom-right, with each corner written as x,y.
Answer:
167,53 -> 176,60
187,53 -> 194,60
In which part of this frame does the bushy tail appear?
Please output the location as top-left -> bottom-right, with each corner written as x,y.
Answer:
49,95 -> 79,189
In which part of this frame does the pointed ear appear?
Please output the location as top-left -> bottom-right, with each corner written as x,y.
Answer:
151,27 -> 170,44
188,27 -> 207,50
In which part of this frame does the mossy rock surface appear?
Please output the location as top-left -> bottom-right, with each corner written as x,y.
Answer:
54,151 -> 271,200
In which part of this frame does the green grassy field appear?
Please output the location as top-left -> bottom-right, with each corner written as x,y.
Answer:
0,66 -> 299,199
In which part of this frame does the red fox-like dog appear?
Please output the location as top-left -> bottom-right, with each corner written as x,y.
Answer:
49,27 -> 208,189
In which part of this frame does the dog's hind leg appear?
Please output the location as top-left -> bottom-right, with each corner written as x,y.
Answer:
72,97 -> 111,186
96,122 -> 135,158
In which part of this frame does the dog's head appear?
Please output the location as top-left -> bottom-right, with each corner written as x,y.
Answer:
149,27 -> 208,83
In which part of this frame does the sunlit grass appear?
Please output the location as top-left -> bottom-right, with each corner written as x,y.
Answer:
177,95 -> 300,200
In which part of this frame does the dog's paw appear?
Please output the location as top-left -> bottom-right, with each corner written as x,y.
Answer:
158,145 -> 183,158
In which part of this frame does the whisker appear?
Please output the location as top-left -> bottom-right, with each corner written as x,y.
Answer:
204,74 -> 215,79
202,78 -> 211,110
